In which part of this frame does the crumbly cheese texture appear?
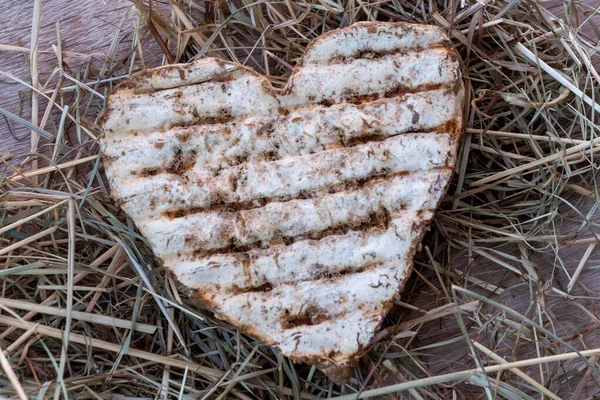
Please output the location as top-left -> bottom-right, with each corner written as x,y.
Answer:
101,22 -> 464,383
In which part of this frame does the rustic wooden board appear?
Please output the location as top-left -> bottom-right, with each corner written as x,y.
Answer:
1,0 -> 600,396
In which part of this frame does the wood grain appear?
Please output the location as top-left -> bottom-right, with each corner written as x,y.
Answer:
0,0 -> 162,164
1,0 -> 599,397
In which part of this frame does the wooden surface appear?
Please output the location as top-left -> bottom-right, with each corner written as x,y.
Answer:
1,0 -> 600,397
0,0 -> 162,163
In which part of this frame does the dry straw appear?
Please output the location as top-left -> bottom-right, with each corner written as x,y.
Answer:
1,0 -> 600,399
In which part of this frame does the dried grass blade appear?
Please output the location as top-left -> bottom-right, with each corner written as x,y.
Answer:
452,285 -> 600,374
0,298 -> 157,334
514,41 -> 600,113
567,243 -> 596,293
471,137 -> 600,186
85,248 -> 126,312
0,315 -> 223,379
3,155 -> 98,184
472,341 -> 561,400
0,199 -> 68,235
53,198 -> 76,399
331,345 -> 600,400
0,345 -> 27,400
28,0 -> 42,185
0,226 -> 58,257
396,301 -> 479,332
0,244 -> 120,341
5,323 -> 39,353
114,237 -> 190,357
0,106 -> 53,140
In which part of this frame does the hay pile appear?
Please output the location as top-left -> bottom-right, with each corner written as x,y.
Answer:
1,0 -> 600,398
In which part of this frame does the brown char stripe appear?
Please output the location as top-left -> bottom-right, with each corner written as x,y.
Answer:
318,82 -> 453,107
227,252 -> 389,297
325,44 -> 452,65
280,305 -> 332,330
186,208 -> 392,258
160,167 -> 450,219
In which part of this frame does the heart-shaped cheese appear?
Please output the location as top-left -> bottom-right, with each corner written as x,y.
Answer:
101,22 -> 464,383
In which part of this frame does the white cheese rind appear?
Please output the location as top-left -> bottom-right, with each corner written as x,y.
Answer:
100,21 -> 464,383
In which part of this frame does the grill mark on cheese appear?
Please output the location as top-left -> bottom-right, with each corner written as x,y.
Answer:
180,114 -> 236,127
174,213 -> 432,295
341,83 -> 445,106
302,23 -> 450,65
117,24 -> 450,92
122,64 -> 255,95
327,45 -> 450,65
125,162 -> 450,222
284,82 -> 453,109
105,82 -> 459,153
157,170 -> 416,218
115,135 -> 454,218
230,260 -> 383,296
187,208 -> 391,258
176,226 -> 394,282
186,250 -> 396,310
134,130 -> 439,184
279,48 -> 458,108
132,125 -> 455,182
141,171 -> 449,260
280,305 -> 332,329
207,263 -> 402,333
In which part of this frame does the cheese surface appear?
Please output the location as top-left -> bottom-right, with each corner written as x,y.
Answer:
101,22 -> 464,383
